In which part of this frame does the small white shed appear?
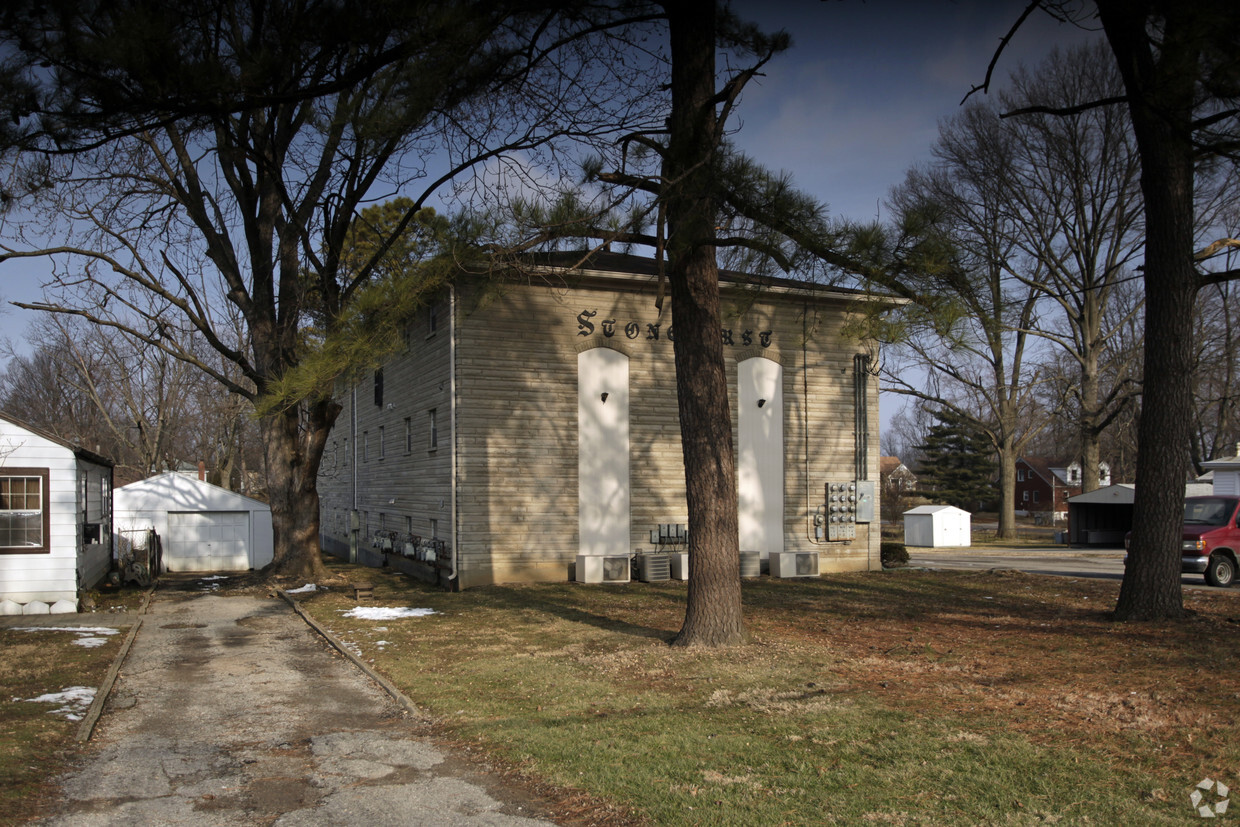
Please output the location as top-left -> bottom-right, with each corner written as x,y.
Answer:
0,414 -> 113,612
903,505 -> 972,548
1201,446 -> 1240,497
114,473 -> 273,572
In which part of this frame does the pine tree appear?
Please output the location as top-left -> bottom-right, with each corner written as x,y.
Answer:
915,409 -> 996,512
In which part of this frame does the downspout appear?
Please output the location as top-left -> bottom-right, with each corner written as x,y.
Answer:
804,302 -> 824,544
449,284 -> 459,590
349,386 -> 358,564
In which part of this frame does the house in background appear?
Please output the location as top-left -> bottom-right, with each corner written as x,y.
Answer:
114,472 -> 273,572
880,456 -> 917,493
0,413 -> 113,613
318,252 -> 898,588
1015,457 -> 1111,523
1201,444 -> 1240,496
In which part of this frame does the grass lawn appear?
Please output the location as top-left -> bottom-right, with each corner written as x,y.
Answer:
299,562 -> 1240,825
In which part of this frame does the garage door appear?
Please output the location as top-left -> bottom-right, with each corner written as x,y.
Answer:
165,511 -> 251,572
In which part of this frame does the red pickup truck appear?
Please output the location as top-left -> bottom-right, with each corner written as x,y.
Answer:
1181,496 -> 1240,587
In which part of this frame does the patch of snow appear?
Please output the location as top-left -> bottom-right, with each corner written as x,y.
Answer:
199,575 -> 229,581
21,626 -> 120,636
25,686 -> 96,721
286,583 -> 317,594
340,606 -> 437,620
21,626 -> 120,649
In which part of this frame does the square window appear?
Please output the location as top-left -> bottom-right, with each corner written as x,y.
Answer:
0,471 -> 49,553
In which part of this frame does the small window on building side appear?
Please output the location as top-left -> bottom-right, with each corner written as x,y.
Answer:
1033,491 -> 1040,503
428,408 -> 438,450
0,473 -> 48,552
428,303 -> 438,335
1022,491 -> 1029,502
379,426 -> 385,459
404,417 -> 412,453
363,431 -> 369,462
374,368 -> 384,407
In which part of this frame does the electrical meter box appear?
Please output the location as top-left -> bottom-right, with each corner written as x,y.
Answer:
855,480 -> 875,523
825,481 -> 858,541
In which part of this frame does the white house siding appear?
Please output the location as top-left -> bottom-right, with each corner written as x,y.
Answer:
0,420 -> 112,606
76,458 -> 113,591
316,259 -> 885,589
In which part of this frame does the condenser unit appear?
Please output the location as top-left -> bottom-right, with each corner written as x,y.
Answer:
636,553 -> 671,582
739,550 -> 761,578
770,551 -> 821,578
575,554 -> 632,584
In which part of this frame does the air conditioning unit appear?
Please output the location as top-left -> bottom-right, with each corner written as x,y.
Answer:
669,552 -> 689,581
575,554 -> 631,584
770,551 -> 820,578
637,553 -> 671,582
739,550 -> 761,578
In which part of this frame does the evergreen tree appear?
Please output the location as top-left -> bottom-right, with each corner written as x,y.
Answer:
915,409 -> 996,512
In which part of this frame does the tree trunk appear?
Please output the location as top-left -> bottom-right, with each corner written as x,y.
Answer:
664,0 -> 745,648
1099,0 -> 1196,620
996,437 -> 1017,539
260,397 -> 340,580
1079,350 -> 1102,492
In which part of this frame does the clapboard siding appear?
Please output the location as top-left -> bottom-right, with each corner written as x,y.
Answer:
318,263 -> 886,588
318,295 -> 454,559
0,418 -> 113,605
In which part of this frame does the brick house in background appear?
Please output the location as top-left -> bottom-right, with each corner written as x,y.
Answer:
1015,457 -> 1111,522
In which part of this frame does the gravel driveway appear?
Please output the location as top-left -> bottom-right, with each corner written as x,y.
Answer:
35,588 -> 558,826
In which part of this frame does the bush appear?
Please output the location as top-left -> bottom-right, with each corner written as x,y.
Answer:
881,542 -> 909,569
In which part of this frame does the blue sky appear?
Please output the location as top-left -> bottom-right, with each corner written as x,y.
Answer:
0,0 -> 1100,388
730,0 -> 1101,225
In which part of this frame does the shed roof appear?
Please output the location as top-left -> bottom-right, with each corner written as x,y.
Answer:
903,505 -> 969,516
116,472 -> 269,512
0,411 -> 114,467
1067,484 -> 1135,505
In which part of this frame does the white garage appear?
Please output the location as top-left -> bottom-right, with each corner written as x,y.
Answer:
115,473 -> 273,572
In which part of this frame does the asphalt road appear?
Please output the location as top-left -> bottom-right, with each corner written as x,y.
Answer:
908,546 -> 1240,594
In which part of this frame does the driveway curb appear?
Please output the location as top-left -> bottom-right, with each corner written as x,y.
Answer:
76,587 -> 153,743
277,589 -> 425,720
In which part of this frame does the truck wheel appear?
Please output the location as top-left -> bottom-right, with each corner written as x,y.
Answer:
1204,554 -> 1236,588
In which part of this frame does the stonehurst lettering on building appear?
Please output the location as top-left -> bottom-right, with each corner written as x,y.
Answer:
575,309 -> 774,347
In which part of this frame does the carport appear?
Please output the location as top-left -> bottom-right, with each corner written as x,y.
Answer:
1067,484 -> 1135,546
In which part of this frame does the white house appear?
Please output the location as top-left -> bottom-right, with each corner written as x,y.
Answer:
114,472 -> 273,572
1201,445 -> 1240,497
0,414 -> 113,613
903,505 -> 971,548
